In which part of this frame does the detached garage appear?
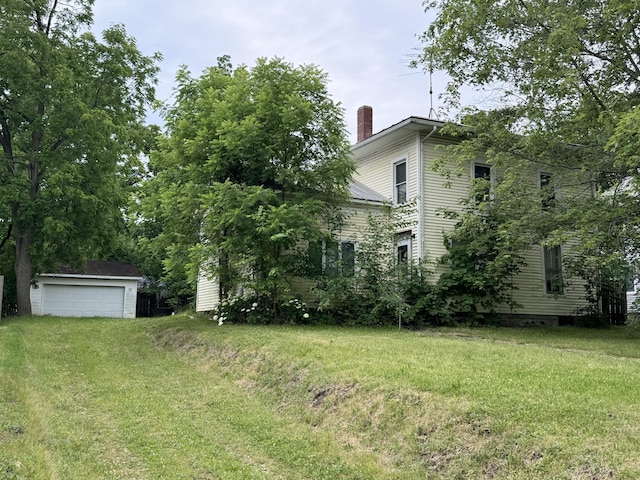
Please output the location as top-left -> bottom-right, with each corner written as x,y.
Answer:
30,261 -> 143,318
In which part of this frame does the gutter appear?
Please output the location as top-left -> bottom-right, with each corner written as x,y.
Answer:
350,198 -> 387,206
417,125 -> 438,259
37,273 -> 144,281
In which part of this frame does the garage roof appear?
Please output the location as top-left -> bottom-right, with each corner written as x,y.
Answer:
55,260 -> 142,278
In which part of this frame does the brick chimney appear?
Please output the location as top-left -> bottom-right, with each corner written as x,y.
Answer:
357,105 -> 373,142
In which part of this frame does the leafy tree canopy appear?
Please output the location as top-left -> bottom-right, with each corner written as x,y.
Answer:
140,56 -> 354,311
419,0 -> 640,303
159,55 -> 353,195
0,0 -> 160,314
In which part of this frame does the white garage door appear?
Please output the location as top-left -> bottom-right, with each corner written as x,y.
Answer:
42,284 -> 125,318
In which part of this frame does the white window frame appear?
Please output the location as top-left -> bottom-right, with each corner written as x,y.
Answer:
396,231 -> 412,264
472,162 -> 494,201
393,158 -> 408,204
397,239 -> 411,264
473,163 -> 492,179
310,239 -> 358,277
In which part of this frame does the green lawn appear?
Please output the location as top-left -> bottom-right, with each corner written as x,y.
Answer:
1,315 -> 639,479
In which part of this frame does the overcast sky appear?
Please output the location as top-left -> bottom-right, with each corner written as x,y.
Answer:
92,0 -> 461,143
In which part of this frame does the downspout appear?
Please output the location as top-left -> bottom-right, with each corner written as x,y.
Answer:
417,125 -> 438,260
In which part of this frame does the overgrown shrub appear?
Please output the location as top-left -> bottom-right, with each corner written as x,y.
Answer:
313,261 -> 457,328
313,201 -> 503,328
400,265 -> 453,328
209,192 -> 537,328
434,195 -> 527,324
313,276 -> 376,325
572,304 -> 613,328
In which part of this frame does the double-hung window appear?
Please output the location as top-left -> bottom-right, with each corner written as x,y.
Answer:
308,239 -> 356,277
308,240 -> 324,276
544,245 -> 563,294
396,231 -> 412,265
473,163 -> 492,202
327,240 -> 356,277
394,160 -> 407,204
341,241 -> 356,277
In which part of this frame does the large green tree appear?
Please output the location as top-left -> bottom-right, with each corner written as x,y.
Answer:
0,0 -> 159,315
141,56 -> 354,314
419,0 -> 640,306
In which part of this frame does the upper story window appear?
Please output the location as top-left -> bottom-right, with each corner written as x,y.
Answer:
474,164 -> 491,179
473,163 -> 492,202
394,160 -> 407,204
539,172 -> 555,209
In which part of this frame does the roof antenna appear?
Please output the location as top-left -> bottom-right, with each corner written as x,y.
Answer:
428,51 -> 439,120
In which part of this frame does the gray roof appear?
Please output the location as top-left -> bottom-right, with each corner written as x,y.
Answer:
349,180 -> 388,203
55,260 -> 142,278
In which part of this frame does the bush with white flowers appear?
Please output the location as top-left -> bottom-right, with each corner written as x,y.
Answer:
211,296 -> 269,324
279,297 -> 311,324
211,295 -> 311,324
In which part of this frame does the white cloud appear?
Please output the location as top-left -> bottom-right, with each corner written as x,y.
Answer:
92,0 -> 447,141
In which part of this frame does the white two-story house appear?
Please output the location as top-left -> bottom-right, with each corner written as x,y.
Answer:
196,106 -> 597,324
351,105 -> 589,325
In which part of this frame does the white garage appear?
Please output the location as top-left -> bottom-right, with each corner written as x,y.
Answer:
31,261 -> 143,319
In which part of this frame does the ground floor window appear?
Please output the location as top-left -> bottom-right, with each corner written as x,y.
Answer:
544,245 -> 563,294
396,231 -> 412,265
308,239 -> 357,277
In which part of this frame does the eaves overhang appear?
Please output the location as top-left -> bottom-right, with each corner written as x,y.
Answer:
350,116 -> 469,159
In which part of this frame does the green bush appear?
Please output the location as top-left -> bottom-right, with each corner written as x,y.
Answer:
400,267 -> 453,328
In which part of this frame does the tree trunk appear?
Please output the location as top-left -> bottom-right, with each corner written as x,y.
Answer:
15,232 -> 33,316
13,94 -> 44,316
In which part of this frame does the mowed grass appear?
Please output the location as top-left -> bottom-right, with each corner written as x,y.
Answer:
1,316 -> 639,479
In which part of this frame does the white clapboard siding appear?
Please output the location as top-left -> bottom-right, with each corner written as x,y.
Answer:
196,267 -> 220,313
354,122 -> 590,318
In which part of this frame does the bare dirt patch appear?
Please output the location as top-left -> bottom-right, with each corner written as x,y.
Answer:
309,382 -> 357,408
571,462 -> 615,480
149,327 -> 206,353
